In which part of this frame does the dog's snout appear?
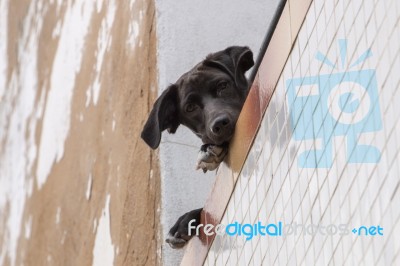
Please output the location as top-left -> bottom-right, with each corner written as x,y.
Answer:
211,116 -> 231,135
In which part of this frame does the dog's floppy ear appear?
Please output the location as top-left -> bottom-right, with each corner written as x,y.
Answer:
141,84 -> 180,149
204,46 -> 254,90
229,46 -> 254,90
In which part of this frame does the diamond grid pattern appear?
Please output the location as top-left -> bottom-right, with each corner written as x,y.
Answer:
202,0 -> 400,265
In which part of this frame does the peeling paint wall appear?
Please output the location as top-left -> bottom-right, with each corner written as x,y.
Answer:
0,0 -> 160,265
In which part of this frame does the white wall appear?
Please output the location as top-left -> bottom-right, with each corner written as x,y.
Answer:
155,0 -> 280,264
205,0 -> 400,264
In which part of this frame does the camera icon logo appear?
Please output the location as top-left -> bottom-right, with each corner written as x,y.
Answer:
286,39 -> 382,168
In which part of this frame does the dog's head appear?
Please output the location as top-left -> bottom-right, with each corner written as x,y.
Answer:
141,46 -> 254,149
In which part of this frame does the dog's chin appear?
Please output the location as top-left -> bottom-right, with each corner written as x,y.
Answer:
206,134 -> 233,146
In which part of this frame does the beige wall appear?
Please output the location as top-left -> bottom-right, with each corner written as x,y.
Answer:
0,0 -> 160,265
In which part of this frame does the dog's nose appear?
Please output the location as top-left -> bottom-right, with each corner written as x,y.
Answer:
211,116 -> 230,135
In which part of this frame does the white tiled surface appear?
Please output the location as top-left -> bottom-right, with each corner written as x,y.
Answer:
204,0 -> 400,265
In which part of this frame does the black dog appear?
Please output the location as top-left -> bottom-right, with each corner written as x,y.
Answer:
141,46 -> 254,248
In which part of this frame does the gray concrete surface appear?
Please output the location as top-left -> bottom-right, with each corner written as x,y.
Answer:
155,1 -> 280,264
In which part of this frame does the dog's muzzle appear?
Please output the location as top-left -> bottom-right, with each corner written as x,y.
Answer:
209,115 -> 234,142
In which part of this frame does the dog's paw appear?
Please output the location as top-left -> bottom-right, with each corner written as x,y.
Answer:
166,208 -> 202,249
166,232 -> 189,249
196,144 -> 228,173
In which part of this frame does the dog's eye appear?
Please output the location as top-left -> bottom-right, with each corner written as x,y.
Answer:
185,103 -> 197,113
217,81 -> 228,96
